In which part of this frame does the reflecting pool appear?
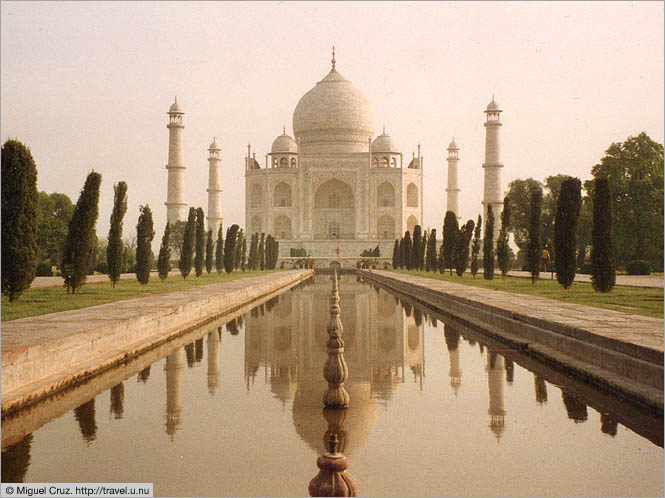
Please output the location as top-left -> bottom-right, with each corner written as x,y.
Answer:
2,274 -> 663,496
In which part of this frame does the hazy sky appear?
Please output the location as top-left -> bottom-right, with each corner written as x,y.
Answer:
2,1 -> 663,248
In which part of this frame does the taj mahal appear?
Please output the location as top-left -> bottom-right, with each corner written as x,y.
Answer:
164,49 -> 504,259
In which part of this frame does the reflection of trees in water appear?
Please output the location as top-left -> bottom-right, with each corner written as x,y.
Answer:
534,375 -> 548,404
413,308 -> 423,327
1,433 -> 33,483
185,343 -> 195,367
226,319 -> 240,335
195,338 -> 204,362
137,366 -> 151,383
600,413 -> 618,436
110,382 -> 124,419
443,323 -> 460,351
561,391 -> 588,423
505,359 -> 514,384
74,398 -> 97,443
265,296 -> 279,313
401,300 -> 412,317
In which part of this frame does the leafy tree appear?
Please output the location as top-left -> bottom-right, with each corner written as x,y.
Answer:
555,177 -> 582,289
107,182 -> 128,288
135,205 -> 155,284
426,229 -> 437,272
576,199 -> 593,268
61,171 -> 102,293
470,214 -> 482,278
224,224 -> 240,273
402,231 -> 413,270
248,232 -> 258,271
455,219 -> 475,277
496,196 -> 512,277
168,220 -> 187,260
194,208 -> 205,277
541,174 -> 569,252
584,133 -> 664,270
526,187 -> 542,284
205,229 -> 213,274
442,211 -> 459,275
122,237 -> 136,273
591,178 -> 615,292
483,206 -> 495,280
37,192 -> 74,264
1,140 -> 39,301
412,225 -> 423,271
507,178 -> 543,251
392,239 -> 400,269
179,207 -> 196,279
157,222 -> 171,281
215,225 -> 224,274
258,232 -> 265,270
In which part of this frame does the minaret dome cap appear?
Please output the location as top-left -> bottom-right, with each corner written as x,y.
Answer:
168,97 -> 183,114
447,138 -> 459,150
208,138 -> 220,151
271,129 -> 298,153
371,128 -> 399,153
485,95 -> 501,112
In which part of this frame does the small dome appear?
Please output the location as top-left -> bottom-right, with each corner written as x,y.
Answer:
168,98 -> 183,114
208,138 -> 220,151
371,129 -> 399,153
447,138 -> 459,150
486,96 -> 501,112
271,130 -> 298,154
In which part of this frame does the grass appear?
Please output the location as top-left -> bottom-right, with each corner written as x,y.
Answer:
391,270 -> 664,319
2,270 -> 279,322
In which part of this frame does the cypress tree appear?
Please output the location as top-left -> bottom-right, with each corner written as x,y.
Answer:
555,177 -> 582,289
420,230 -> 428,271
179,207 -> 196,279
426,228 -> 437,272
248,233 -> 258,271
470,214 -> 482,278
107,181 -> 127,288
398,237 -> 404,269
62,171 -> 102,293
135,204 -> 155,285
205,229 -> 213,274
496,196 -> 512,277
483,206 -> 495,280
591,177 -> 616,292
241,230 -> 247,271
157,221 -> 171,281
412,225 -> 422,271
526,188 -> 542,284
402,231 -> 413,270
215,224 -> 224,274
223,224 -> 240,274
194,207 -> 205,277
233,229 -> 243,270
442,211 -> 459,275
455,219 -> 475,276
1,140 -> 39,301
392,239 -> 399,269
258,232 -> 266,270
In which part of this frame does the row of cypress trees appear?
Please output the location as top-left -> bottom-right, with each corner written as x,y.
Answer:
247,232 -> 279,271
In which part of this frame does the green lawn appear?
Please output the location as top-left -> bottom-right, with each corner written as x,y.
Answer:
2,271 -> 279,322
391,270 -> 664,319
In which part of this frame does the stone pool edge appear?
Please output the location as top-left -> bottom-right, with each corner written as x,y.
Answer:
359,269 -> 664,414
1,270 -> 314,416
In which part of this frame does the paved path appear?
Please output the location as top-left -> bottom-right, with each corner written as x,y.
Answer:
506,270 -> 663,289
30,270 -> 181,289
373,270 -> 664,354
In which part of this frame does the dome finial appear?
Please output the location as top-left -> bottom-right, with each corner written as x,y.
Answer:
331,45 -> 336,69
382,125 -> 385,135
283,125 -> 286,135
175,96 -> 177,104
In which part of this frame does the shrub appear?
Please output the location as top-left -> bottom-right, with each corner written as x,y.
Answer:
626,260 -> 651,275
580,262 -> 593,274
36,260 -> 53,276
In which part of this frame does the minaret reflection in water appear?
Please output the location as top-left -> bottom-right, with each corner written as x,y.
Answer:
165,348 -> 185,438
243,274 -> 425,455
486,350 -> 507,440
207,328 -> 221,395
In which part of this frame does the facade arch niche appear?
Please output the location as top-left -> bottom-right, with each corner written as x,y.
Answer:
313,178 -> 355,239
274,215 -> 292,239
274,182 -> 292,207
381,157 -> 389,168
251,184 -> 263,208
290,158 -> 297,168
406,183 -> 418,207
406,215 -> 418,234
377,214 -> 395,240
279,157 -> 288,168
372,157 -> 379,168
251,215 -> 263,235
377,182 -> 394,207
390,157 -> 397,168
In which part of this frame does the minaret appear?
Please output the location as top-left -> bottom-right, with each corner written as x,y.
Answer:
206,138 -> 223,236
165,98 -> 188,222
482,96 -> 503,235
446,138 -> 461,221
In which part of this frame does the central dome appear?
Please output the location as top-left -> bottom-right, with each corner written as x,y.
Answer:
292,64 -> 374,148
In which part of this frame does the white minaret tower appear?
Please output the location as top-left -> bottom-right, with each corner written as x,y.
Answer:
446,138 -> 461,221
206,138 -> 223,237
165,97 -> 188,223
482,96 -> 503,236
